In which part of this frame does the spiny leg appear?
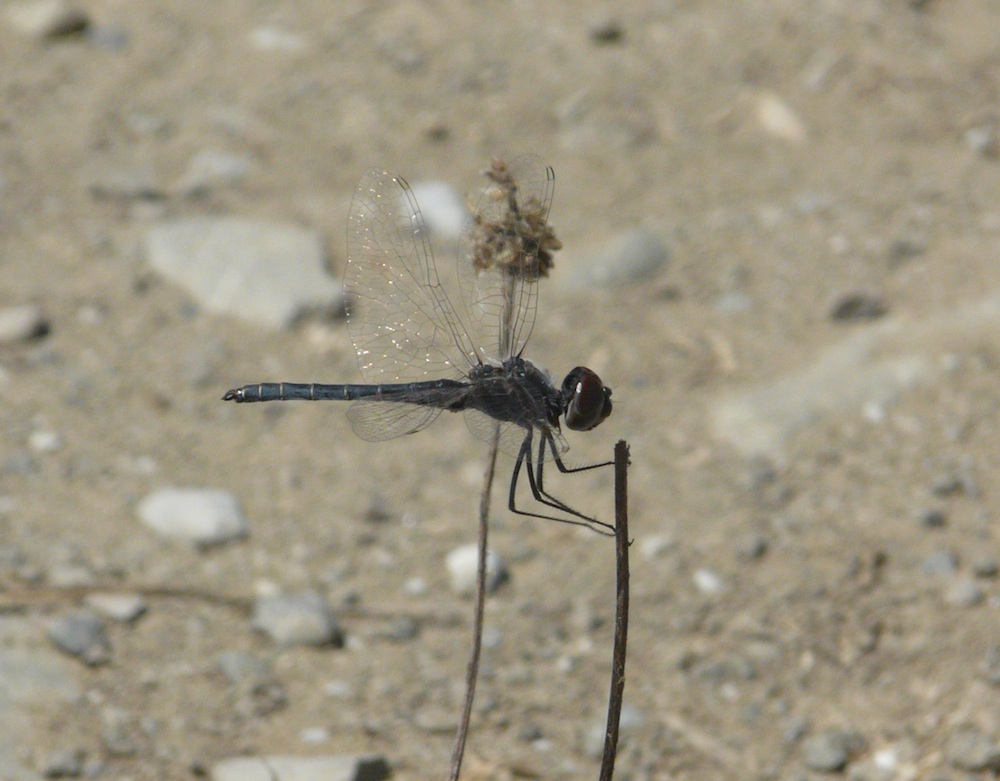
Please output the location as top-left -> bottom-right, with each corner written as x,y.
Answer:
507,431 -> 613,534
534,432 -> 614,532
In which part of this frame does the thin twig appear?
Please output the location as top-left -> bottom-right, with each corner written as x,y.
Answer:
448,427 -> 501,781
599,440 -> 631,781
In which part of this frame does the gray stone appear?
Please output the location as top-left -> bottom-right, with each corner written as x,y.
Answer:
212,754 -> 391,781
710,296 -> 1000,456
692,568 -> 725,595
445,544 -> 507,596
0,619 -> 81,705
174,150 -> 253,196
249,25 -> 307,52
0,305 -> 48,344
5,0 -> 88,38
40,747 -> 84,778
945,725 -> 1000,771
146,217 -> 342,329
217,650 -> 273,688
86,162 -> 162,200
84,592 -> 147,623
981,645 -> 1000,685
47,611 -> 111,666
566,228 -> 669,289
944,578 -> 984,607
803,729 -> 866,772
920,550 -> 958,576
252,591 -> 343,647
137,487 -> 248,546
100,706 -> 137,757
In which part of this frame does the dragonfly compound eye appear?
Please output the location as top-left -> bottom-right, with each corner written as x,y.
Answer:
562,367 -> 612,431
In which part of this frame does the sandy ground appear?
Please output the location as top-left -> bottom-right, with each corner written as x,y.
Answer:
3,1 -> 1000,779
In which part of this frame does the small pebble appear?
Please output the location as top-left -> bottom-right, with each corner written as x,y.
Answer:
886,235 -> 927,265
829,292 -> 888,322
5,0 -> 88,38
755,91 -> 806,143
403,576 -> 428,596
965,123 -> 999,159
40,747 -> 85,778
980,645 -> 1000,685
588,16 -> 624,44
0,304 -> 49,344
28,428 -> 63,453
137,488 -> 248,546
916,508 -> 947,528
944,578 -> 984,607
445,545 -> 507,596
639,533 -> 675,560
945,725 -> 1000,772
802,729 -> 866,772
408,181 -> 469,239
972,557 -> 999,578
212,755 -> 391,781
692,568 -> 725,595
383,615 -> 420,642
738,533 -> 769,560
217,650 -> 273,689
173,150 -> 252,196
86,162 -> 162,200
100,706 -> 137,757
568,228 -> 669,289
249,25 -> 307,52
299,726 -> 330,744
47,611 -> 111,666
920,549 -> 957,576
251,590 -> 344,647
84,592 -> 147,623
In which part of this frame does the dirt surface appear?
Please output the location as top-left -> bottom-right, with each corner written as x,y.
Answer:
3,1 -> 1000,780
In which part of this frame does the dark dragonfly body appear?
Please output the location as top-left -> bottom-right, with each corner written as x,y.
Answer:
224,158 -> 613,531
226,357 -> 609,430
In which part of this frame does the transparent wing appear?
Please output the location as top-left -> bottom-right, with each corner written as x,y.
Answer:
463,409 -> 569,462
347,171 -> 479,384
457,155 -> 557,362
347,401 -> 445,442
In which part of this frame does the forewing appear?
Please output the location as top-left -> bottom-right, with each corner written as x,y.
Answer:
347,171 -> 478,383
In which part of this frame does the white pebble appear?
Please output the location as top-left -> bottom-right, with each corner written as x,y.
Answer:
0,304 -> 47,344
28,428 -> 63,453
446,544 -> 507,596
693,568 -> 725,595
137,488 -> 248,546
755,91 -> 806,143
409,181 -> 469,239
5,0 -> 87,38
85,593 -> 147,623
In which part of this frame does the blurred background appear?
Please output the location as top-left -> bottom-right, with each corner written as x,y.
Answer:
3,1 -> 1000,779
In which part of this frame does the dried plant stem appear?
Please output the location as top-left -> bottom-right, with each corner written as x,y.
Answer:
448,427 -> 501,781
599,440 -> 631,781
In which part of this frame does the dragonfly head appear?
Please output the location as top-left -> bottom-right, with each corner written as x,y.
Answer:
560,367 -> 612,432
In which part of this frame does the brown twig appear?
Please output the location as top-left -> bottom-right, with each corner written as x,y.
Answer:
448,427 -> 500,781
599,440 -> 631,781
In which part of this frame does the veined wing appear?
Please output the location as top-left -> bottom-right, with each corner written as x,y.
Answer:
347,171 -> 479,384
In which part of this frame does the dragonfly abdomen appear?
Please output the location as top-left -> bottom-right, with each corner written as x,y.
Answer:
222,380 -> 469,405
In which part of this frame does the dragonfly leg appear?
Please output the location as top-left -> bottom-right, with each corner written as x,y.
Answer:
507,431 -> 614,534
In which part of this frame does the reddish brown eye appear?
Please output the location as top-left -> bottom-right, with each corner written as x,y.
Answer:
561,367 -> 613,431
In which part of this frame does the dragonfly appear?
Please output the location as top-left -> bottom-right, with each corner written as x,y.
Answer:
223,157 -> 613,532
